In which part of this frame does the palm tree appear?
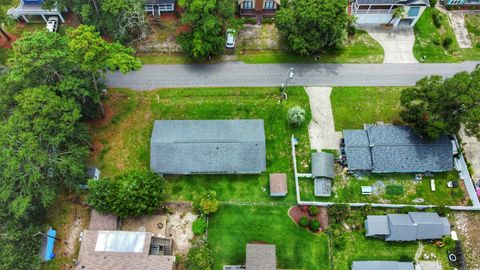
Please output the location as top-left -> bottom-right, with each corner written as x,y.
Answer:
388,6 -> 405,26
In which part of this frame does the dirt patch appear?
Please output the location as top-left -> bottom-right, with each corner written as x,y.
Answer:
453,212 -> 480,269
0,32 -> 18,49
288,205 -> 329,232
237,24 -> 281,51
166,204 -> 198,256
136,15 -> 183,53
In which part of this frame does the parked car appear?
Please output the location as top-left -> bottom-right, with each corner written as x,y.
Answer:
46,17 -> 59,32
225,29 -> 235,49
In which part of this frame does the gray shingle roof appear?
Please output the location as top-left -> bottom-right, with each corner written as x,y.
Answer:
365,215 -> 390,236
150,120 -> 266,174
352,261 -> 414,270
314,178 -> 332,197
366,212 -> 451,241
343,125 -> 453,173
312,152 -> 335,179
246,244 -> 276,270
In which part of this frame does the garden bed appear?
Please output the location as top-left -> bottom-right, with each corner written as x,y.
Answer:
288,205 -> 329,231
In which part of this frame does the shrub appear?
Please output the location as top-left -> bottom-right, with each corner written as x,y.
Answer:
192,217 -> 208,235
400,206 -> 418,214
298,216 -> 309,227
328,204 -> 351,223
386,185 -> 404,196
330,227 -> 347,249
308,206 -> 320,216
443,36 -> 453,48
347,15 -> 357,36
429,0 -> 437,7
309,220 -> 321,232
192,190 -> 219,216
262,17 -> 275,24
87,170 -> 166,218
287,106 -> 306,128
399,254 -> 414,262
433,35 -> 442,45
242,18 -> 257,24
436,205 -> 451,217
476,42 -> 480,49
185,245 -> 214,270
431,9 -> 442,28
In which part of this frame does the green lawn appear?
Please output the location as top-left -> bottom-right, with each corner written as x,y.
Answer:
330,86 -> 404,131
414,8 -> 480,62
300,171 -> 468,206
333,231 -> 418,270
238,30 -> 384,64
208,205 -> 331,270
91,87 -> 311,202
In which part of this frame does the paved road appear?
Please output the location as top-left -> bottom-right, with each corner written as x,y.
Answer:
106,62 -> 479,90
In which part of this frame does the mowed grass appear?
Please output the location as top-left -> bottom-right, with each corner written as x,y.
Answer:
414,8 -> 480,62
238,30 -> 384,64
91,87 -> 311,202
208,205 -> 331,270
333,231 -> 418,270
330,86 -> 404,131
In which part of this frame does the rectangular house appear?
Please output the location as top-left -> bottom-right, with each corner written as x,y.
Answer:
150,120 -> 267,175
7,0 -> 65,23
145,0 -> 175,16
351,0 -> 428,27
237,0 -> 280,22
342,125 -> 454,174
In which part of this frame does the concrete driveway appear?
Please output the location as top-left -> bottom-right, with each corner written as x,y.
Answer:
305,87 -> 342,151
448,12 -> 472,48
360,26 -> 418,63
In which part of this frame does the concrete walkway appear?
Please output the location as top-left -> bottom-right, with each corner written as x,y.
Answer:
305,87 -> 342,150
448,12 -> 473,48
360,26 -> 418,63
459,126 -> 480,180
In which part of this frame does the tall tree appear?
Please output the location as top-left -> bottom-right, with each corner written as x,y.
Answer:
0,87 -> 90,219
276,0 -> 348,55
178,0 -> 235,60
400,68 -> 480,140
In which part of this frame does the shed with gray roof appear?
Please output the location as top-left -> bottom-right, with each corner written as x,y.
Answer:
365,212 -> 450,242
311,152 -> 335,197
352,261 -> 414,270
150,120 -> 266,175
246,244 -> 276,270
342,125 -> 454,173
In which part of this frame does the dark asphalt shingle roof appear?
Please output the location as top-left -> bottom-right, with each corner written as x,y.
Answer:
343,125 -> 453,173
312,152 -> 335,179
246,244 -> 276,270
352,261 -> 414,270
150,120 -> 266,174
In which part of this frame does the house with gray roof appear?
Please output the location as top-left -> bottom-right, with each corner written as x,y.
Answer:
365,212 -> 450,241
312,152 -> 334,197
145,0 -> 175,16
351,0 -> 428,27
223,244 -> 276,270
342,125 -> 454,174
352,261 -> 414,270
150,120 -> 266,175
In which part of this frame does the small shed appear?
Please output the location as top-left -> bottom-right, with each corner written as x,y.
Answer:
361,186 -> 372,195
269,173 -> 287,197
312,152 -> 335,197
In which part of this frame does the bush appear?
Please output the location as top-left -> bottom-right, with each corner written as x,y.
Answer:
309,220 -> 321,232
399,254 -> 414,262
242,18 -> 257,24
400,206 -> 418,214
443,36 -> 453,48
328,204 -> 351,223
330,227 -> 347,249
185,245 -> 214,270
298,216 -> 309,227
429,0 -> 437,7
87,170 -> 166,218
432,9 -> 442,28
436,205 -> 451,217
287,106 -> 306,128
347,16 -> 357,36
192,217 -> 208,235
433,35 -> 442,45
308,206 -> 320,216
262,17 -> 275,24
192,190 -> 219,216
386,185 -> 404,196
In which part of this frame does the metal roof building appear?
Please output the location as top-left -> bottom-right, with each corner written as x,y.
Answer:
352,261 -> 414,270
150,120 -> 266,175
343,125 -> 454,173
311,152 -> 335,197
365,212 -> 450,241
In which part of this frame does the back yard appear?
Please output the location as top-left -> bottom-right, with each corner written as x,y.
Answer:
414,8 -> 480,62
90,87 -> 311,202
208,205 -> 330,270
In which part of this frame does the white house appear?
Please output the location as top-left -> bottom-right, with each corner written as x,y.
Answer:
351,0 -> 429,27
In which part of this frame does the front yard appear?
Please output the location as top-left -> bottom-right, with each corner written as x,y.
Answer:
413,8 -> 480,62
91,87 -> 311,203
208,205 -> 331,270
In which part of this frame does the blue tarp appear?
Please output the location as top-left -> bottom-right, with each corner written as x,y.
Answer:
43,229 -> 56,261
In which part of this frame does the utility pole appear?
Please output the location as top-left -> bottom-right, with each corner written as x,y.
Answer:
281,67 -> 295,100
